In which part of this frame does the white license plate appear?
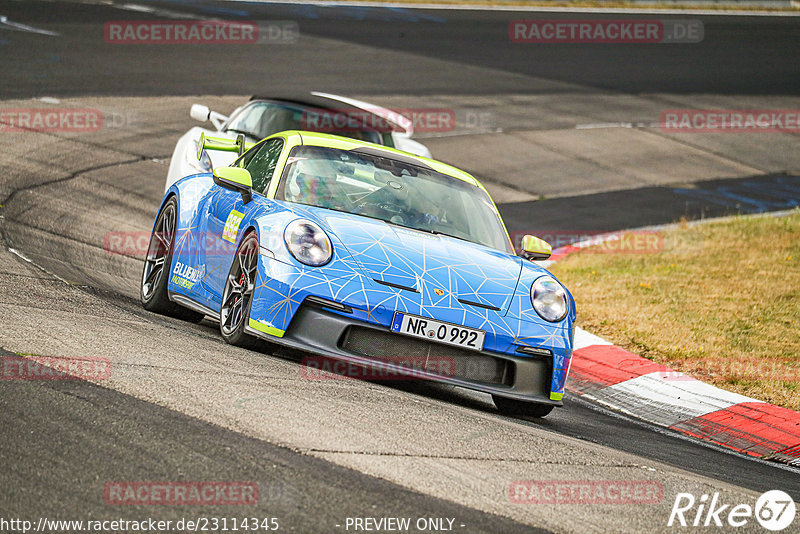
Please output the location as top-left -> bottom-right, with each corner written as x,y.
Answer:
390,312 -> 485,352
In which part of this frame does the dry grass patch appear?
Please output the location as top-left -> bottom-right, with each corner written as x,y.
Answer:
550,211 -> 800,411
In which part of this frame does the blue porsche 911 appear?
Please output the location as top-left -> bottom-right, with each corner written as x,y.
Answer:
141,130 -> 575,417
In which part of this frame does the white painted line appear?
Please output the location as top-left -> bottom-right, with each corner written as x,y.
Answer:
112,4 -> 205,20
0,15 -> 60,36
119,3 -> 156,13
573,327 -> 613,350
223,0 -> 800,16
575,121 -> 661,130
8,248 -> 73,285
590,371 -> 762,427
36,97 -> 61,104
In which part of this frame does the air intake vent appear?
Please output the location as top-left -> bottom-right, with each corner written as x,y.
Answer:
373,279 -> 419,293
457,298 -> 500,311
339,326 -> 512,386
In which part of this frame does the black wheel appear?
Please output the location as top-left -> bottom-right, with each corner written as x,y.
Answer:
493,395 -> 555,418
220,231 -> 260,348
140,196 -> 204,322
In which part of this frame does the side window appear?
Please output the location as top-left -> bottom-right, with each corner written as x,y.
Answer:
235,143 -> 260,169
243,138 -> 284,195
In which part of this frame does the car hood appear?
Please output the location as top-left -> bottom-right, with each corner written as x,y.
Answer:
298,206 -> 523,314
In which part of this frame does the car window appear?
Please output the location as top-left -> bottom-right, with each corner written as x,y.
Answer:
226,101 -> 385,145
243,138 -> 284,194
277,145 -> 512,254
235,142 -> 261,169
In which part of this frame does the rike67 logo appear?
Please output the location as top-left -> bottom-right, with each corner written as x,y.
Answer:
668,490 -> 796,531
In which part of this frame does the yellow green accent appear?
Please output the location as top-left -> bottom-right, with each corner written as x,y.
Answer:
222,209 -> 244,243
522,235 -> 553,260
248,318 -> 285,338
214,167 -> 253,189
550,392 -> 563,401
170,274 -> 195,290
197,133 -> 252,159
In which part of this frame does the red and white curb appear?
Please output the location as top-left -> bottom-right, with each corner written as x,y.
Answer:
544,213 -> 800,463
568,329 -> 800,461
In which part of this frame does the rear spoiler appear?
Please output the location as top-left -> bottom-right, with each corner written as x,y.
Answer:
196,133 -> 255,160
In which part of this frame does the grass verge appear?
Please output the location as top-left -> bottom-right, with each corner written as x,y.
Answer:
549,211 -> 800,411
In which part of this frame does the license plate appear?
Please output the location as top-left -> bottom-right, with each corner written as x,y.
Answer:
390,312 -> 485,352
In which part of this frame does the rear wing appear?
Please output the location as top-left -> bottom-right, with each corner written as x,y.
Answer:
196,133 -> 255,161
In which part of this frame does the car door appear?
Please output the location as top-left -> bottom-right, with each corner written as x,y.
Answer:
203,137 -> 286,303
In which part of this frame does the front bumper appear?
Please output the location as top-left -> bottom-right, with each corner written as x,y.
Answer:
246,300 -> 560,405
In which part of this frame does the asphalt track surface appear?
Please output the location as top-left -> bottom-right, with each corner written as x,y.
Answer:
1,1 -> 799,533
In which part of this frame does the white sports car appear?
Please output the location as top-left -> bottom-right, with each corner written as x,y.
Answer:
165,91 -> 432,191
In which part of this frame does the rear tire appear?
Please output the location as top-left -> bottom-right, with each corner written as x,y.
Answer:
220,231 -> 260,349
492,395 -> 554,418
140,197 -> 204,322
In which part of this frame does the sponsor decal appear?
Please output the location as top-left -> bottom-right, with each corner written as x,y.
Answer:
171,261 -> 204,290
222,210 -> 245,244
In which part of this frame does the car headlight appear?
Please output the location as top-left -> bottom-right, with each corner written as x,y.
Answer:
531,276 -> 568,322
284,219 -> 332,267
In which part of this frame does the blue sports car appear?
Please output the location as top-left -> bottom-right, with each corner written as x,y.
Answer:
142,130 -> 575,417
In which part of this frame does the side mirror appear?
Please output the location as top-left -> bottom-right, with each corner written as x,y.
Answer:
213,167 -> 253,204
520,235 -> 552,261
190,104 -> 210,122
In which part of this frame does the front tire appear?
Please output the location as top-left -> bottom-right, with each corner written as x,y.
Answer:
220,231 -> 260,349
140,196 -> 203,322
493,395 -> 555,418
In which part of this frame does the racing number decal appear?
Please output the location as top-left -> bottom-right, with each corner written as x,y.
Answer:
222,210 -> 244,243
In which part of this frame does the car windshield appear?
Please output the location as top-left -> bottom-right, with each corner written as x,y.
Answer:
277,146 -> 513,253
226,101 -> 386,145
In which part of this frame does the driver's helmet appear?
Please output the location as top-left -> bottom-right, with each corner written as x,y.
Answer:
286,158 -> 336,207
